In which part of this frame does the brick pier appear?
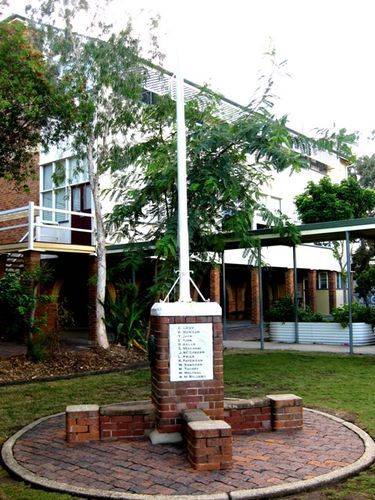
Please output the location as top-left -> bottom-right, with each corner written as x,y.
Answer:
149,302 -> 224,436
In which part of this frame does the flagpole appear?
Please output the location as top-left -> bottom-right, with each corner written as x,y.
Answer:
175,41 -> 191,302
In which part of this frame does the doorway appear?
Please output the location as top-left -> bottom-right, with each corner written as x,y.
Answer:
71,183 -> 92,245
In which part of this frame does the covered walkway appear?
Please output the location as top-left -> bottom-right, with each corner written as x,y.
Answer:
219,217 -> 375,354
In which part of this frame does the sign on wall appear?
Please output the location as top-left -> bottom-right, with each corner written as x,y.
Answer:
169,323 -> 213,382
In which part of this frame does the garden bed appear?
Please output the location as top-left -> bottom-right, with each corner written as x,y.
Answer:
269,322 -> 375,346
0,345 -> 147,385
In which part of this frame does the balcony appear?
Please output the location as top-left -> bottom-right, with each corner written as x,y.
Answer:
0,202 -> 96,255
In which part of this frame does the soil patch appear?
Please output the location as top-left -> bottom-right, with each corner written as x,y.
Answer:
0,345 -> 147,384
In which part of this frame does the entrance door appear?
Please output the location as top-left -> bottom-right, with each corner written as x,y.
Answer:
71,183 -> 92,245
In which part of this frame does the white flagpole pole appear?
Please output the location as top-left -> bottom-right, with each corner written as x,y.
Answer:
175,28 -> 191,302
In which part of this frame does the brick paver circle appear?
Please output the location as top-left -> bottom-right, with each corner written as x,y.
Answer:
2,408 -> 375,499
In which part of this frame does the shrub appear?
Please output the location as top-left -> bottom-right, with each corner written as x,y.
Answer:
266,296 -> 324,323
26,330 -> 49,362
104,283 -> 147,350
355,266 -> 375,303
0,272 -> 35,340
0,268 -> 55,361
331,303 -> 375,328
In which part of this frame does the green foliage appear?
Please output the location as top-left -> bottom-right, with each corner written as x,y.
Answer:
348,155 -> 375,277
355,266 -> 375,303
0,272 -> 35,339
104,284 -> 147,349
297,306 -> 325,323
331,303 -> 375,328
26,331 -> 49,362
266,295 -> 324,322
295,176 -> 375,224
107,87 -> 355,296
0,268 -> 55,361
0,21 -> 74,185
352,154 -> 375,189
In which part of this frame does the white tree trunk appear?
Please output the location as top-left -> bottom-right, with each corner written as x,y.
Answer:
87,138 -> 110,349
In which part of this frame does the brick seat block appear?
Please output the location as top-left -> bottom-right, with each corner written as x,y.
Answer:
186,420 -> 233,471
99,401 -> 155,440
266,394 -> 303,431
223,397 -> 271,433
66,404 -> 99,443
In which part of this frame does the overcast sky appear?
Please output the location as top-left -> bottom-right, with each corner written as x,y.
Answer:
4,0 -> 375,155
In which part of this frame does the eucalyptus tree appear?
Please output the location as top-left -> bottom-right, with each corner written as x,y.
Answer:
29,0 -> 160,348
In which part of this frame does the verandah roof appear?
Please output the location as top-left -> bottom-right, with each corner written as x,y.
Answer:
107,216 -> 375,254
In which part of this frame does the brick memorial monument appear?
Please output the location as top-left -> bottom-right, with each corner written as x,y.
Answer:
149,301 -> 224,442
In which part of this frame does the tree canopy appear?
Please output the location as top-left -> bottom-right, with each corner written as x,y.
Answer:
353,154 -> 375,189
0,20 -> 73,185
295,176 -> 375,224
107,90 -> 356,296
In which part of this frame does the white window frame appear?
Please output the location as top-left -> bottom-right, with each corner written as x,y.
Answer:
40,156 -> 90,224
317,271 -> 328,290
337,273 -> 345,290
269,196 -> 282,213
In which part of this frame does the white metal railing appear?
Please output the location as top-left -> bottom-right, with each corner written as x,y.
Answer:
0,201 -> 95,249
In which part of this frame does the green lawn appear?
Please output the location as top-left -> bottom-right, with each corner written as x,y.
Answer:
0,350 -> 374,499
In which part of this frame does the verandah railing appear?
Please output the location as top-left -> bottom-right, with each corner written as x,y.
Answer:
0,201 -> 95,249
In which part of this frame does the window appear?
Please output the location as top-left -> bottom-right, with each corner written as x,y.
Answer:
42,191 -> 53,221
268,196 -> 282,213
83,184 -> 92,210
43,164 -> 53,190
41,157 -> 89,223
314,241 -> 333,248
55,188 -> 68,222
309,158 -> 328,175
317,271 -> 328,290
337,273 -> 346,289
141,89 -> 158,105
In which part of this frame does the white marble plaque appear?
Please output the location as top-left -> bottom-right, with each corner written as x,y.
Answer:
169,323 -> 213,382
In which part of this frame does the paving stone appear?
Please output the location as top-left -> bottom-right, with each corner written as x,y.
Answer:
11,411 -> 365,496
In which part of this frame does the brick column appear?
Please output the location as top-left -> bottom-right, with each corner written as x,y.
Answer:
250,268 -> 260,324
88,256 -> 98,343
285,269 -> 294,297
307,270 -> 317,312
209,266 -> 221,304
150,302 -> 223,437
0,254 -> 7,278
23,250 -> 41,273
328,271 -> 337,312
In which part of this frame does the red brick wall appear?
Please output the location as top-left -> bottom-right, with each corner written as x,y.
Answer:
209,267 -> 221,303
0,156 -> 39,245
250,268 -> 260,324
285,269 -> 294,297
307,270 -> 317,312
224,400 -> 271,433
328,271 -> 337,312
100,412 -> 155,441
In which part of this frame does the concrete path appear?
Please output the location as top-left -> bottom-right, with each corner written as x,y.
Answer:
223,340 -> 375,355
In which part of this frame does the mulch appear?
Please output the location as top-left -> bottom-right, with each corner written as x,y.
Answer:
0,345 -> 147,385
